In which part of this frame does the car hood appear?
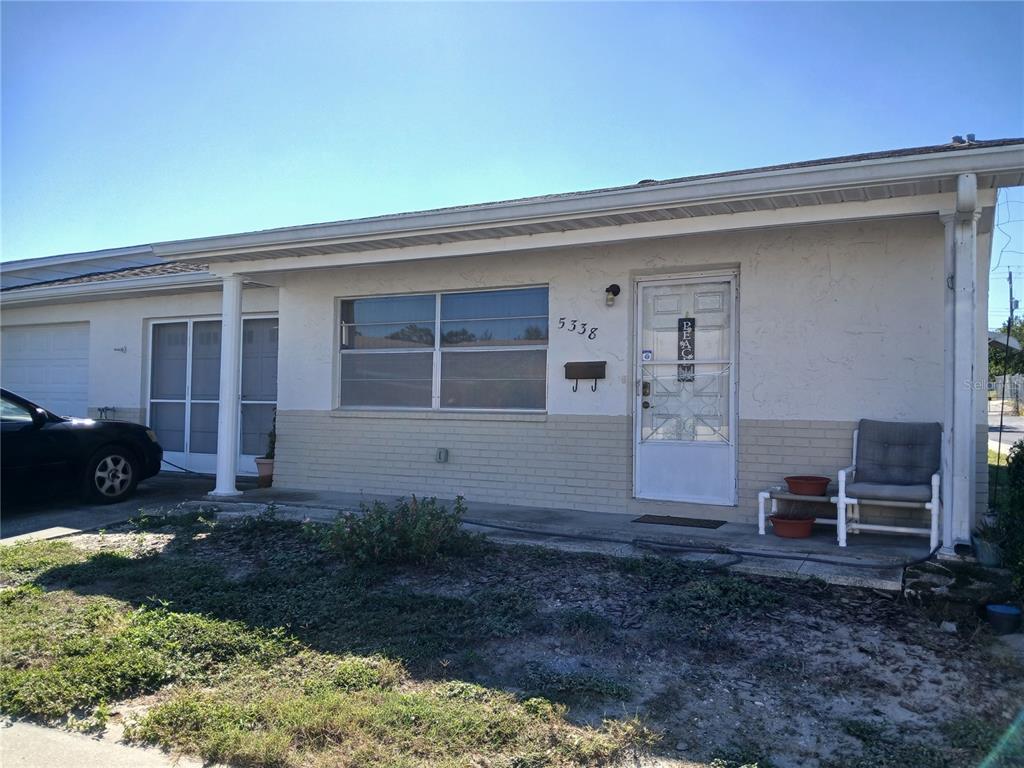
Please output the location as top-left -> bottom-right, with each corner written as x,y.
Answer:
62,417 -> 150,432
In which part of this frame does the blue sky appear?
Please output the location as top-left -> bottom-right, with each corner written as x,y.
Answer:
2,2 -> 1022,318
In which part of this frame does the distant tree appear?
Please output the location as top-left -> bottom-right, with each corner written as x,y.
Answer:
441,328 -> 477,345
387,324 -> 434,346
990,318 -> 1024,377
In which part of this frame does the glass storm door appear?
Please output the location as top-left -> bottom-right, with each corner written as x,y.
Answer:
149,317 -> 277,475
634,275 -> 736,505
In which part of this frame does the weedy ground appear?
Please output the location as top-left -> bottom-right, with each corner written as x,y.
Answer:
1,507 -> 1021,768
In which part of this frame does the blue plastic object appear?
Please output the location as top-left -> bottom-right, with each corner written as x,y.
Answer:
986,604 -> 1022,635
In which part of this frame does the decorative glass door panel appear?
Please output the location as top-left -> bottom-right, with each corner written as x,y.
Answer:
634,276 -> 736,505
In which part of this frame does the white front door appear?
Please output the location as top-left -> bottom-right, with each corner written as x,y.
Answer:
634,274 -> 737,505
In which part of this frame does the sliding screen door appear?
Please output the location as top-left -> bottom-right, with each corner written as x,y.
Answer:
149,317 -> 277,474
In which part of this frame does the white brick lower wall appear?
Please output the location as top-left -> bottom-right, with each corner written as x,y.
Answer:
275,411 -> 985,526
737,419 -> 856,524
274,411 -> 633,514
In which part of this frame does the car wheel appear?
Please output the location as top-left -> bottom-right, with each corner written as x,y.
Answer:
83,446 -> 139,504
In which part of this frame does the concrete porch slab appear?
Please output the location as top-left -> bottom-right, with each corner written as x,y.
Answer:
193,486 -> 916,592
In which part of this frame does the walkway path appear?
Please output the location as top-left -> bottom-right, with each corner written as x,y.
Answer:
195,487 -> 922,591
0,721 -> 211,768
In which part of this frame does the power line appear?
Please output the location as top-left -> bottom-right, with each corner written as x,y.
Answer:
990,188 -> 1024,274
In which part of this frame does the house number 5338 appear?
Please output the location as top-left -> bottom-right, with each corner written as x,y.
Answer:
558,317 -> 598,340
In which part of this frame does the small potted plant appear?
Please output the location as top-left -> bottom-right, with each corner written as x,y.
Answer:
769,504 -> 816,539
972,517 -> 1002,567
254,412 -> 276,488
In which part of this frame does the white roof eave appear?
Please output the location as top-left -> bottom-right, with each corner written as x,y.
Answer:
151,142 -> 1024,262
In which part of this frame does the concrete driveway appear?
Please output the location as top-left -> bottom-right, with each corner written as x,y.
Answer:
0,474 -> 230,543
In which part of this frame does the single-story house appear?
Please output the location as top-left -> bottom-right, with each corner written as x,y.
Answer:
3,138 -> 1023,554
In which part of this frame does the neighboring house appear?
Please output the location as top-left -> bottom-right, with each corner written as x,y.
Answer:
3,139 -> 1023,554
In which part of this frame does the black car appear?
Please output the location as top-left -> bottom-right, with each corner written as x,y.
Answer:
1,389 -> 162,504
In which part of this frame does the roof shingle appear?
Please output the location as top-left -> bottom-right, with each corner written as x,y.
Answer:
1,261 -> 207,292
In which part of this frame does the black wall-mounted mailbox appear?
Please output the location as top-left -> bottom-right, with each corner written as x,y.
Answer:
564,361 -> 607,380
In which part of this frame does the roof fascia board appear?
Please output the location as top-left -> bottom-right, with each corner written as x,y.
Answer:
157,144 -> 1023,261
210,191 -> 958,277
0,272 -> 219,307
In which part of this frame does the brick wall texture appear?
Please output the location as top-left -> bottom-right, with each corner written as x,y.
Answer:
275,411 -> 986,526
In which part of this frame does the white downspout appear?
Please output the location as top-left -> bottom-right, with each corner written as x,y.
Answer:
210,273 -> 244,497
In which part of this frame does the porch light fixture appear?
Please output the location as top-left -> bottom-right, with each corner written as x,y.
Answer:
605,284 -> 621,306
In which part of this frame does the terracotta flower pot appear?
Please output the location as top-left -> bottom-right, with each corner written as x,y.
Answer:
254,458 -> 274,488
769,515 -> 814,538
784,475 -> 830,496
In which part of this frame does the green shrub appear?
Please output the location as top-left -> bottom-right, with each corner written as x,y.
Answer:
999,440 -> 1024,590
320,495 -> 479,566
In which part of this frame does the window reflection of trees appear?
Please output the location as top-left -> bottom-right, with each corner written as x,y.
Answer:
438,323 -> 545,346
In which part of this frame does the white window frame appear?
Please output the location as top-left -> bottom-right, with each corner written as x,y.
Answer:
336,286 -> 548,413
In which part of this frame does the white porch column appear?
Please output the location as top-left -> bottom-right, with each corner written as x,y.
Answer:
941,213 -> 956,554
210,274 -> 244,497
947,174 -> 982,548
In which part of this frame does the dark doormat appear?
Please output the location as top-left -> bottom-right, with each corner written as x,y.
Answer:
633,514 -> 727,529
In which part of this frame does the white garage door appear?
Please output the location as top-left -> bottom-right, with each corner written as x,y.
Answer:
1,323 -> 89,417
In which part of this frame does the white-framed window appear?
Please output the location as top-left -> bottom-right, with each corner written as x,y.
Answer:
338,286 -> 548,411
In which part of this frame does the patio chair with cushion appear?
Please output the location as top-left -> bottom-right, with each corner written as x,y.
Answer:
836,419 -> 942,549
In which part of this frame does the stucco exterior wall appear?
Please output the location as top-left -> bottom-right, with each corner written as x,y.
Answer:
277,216 -> 948,422
0,287 -> 278,422
270,215 -> 981,522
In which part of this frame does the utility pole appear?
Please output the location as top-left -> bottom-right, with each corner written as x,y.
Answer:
995,268 -> 1016,509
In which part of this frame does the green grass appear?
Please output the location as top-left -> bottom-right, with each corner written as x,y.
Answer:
990,448 -> 1011,515
518,661 -> 631,705
129,672 -> 653,768
0,527 -> 655,767
127,504 -> 219,531
557,608 -> 617,648
0,540 -> 87,586
825,715 -> 1021,768
0,585 -> 294,719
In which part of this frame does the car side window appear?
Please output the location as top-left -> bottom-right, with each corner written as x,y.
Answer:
0,397 -> 35,423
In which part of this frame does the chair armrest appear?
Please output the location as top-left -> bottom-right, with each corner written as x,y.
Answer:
931,472 -> 940,498
838,465 -> 856,496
